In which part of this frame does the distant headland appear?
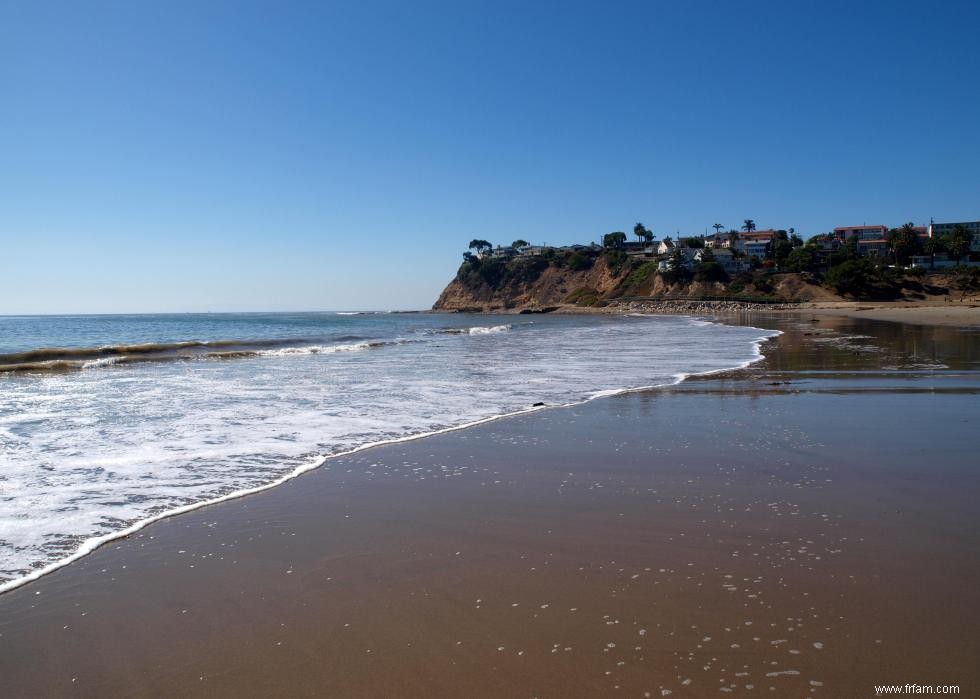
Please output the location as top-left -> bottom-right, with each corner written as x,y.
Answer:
433,219 -> 980,312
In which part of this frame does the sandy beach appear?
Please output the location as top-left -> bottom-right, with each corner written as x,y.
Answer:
0,312 -> 977,697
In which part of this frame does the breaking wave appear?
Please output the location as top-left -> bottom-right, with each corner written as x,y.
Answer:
435,323 -> 514,336
0,336 -> 398,373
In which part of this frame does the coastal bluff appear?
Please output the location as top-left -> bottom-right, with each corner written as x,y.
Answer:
432,250 -> 832,313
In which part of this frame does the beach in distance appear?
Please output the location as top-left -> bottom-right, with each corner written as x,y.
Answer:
0,309 -> 977,697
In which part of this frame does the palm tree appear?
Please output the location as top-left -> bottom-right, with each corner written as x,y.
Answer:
634,222 -> 650,244
923,235 -> 943,269
742,219 -> 756,233
944,224 -> 971,263
712,223 -> 724,235
887,222 -> 919,266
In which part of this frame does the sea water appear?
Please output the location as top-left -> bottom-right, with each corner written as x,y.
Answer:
0,312 -> 777,588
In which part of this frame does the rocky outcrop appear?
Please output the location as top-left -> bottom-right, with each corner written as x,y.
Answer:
433,256 -> 627,312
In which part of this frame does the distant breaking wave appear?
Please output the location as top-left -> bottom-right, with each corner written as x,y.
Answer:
0,336 -> 386,373
435,323 -> 513,336
0,328 -> 515,373
253,340 -> 399,356
468,324 -> 512,335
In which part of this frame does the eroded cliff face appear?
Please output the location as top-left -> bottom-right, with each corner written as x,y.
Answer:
432,249 -> 966,312
431,251 -> 837,312
432,256 -> 628,312
432,254 -> 738,312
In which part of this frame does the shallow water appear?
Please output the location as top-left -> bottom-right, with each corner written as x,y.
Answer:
0,312 -> 776,586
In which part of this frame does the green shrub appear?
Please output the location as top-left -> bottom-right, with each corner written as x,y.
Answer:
694,260 -> 728,282
602,249 -> 629,276
565,286 -> 600,306
784,246 -> 818,273
567,251 -> 593,271
624,261 -> 657,288
507,257 -> 548,284
752,275 -> 774,294
950,266 -> 980,290
824,258 -> 880,296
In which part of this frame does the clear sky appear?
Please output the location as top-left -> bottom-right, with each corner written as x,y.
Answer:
2,0 -> 978,313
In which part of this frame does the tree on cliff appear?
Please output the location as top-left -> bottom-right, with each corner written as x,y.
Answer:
886,223 -> 922,266
603,232 -> 627,249
922,234 -> 944,268
694,248 -> 727,282
633,223 -> 653,244
511,239 -> 529,250
942,225 -> 972,263
713,223 -> 724,235
771,238 -> 793,265
784,245 -> 818,273
660,247 -> 692,283
825,258 -> 881,297
742,219 -> 757,233
468,239 -> 492,256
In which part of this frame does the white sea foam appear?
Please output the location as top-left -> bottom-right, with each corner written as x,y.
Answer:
0,314 -> 778,593
81,356 -> 122,369
467,324 -> 512,335
255,341 -> 376,356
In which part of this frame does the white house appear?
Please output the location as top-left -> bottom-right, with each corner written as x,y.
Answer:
518,246 -> 549,257
489,245 -> 517,260
625,244 -> 658,258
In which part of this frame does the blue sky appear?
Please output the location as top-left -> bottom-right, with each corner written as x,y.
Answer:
2,0 -> 978,313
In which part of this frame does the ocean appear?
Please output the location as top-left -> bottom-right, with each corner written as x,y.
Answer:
0,312 -> 777,590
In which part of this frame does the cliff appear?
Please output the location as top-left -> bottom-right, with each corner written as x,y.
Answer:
432,248 -> 980,313
432,250 -> 836,312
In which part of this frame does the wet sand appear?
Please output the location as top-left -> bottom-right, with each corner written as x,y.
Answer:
0,315 -> 977,697
804,303 -> 980,328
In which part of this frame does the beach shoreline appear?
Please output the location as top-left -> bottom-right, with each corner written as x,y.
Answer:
1,313 -> 977,697
547,299 -> 980,328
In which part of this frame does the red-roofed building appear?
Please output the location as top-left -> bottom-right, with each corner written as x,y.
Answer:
735,229 -> 778,258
